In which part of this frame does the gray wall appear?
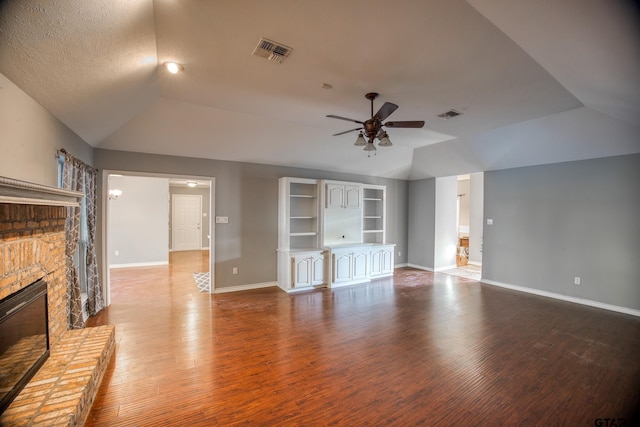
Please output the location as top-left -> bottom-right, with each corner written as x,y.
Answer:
108,175 -> 169,267
0,72 -> 93,185
169,185 -> 211,249
407,178 -> 436,269
94,149 -> 409,289
483,154 -> 640,311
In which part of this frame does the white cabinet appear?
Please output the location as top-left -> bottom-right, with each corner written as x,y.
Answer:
370,245 -> 395,278
325,182 -> 361,209
278,250 -> 326,292
331,245 -> 371,286
323,181 -> 363,246
291,251 -> 325,288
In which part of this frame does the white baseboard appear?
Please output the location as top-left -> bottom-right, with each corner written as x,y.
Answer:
482,279 -> 640,318
468,261 -> 482,266
434,264 -> 458,272
110,261 -> 169,269
394,263 -> 409,268
329,278 -> 371,289
214,281 -> 277,294
406,263 -> 434,272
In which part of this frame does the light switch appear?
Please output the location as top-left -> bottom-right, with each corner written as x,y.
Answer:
487,218 -> 494,225
215,216 -> 229,224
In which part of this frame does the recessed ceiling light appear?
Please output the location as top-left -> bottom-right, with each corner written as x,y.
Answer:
163,61 -> 184,74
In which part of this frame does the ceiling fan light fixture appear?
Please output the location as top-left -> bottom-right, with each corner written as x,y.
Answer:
354,133 -> 367,146
363,142 -> 377,152
378,132 -> 392,147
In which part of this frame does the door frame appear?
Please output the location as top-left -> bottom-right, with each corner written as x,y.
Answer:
171,193 -> 203,252
101,170 -> 216,303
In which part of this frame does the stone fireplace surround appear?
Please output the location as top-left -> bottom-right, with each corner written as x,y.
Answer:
0,177 -> 115,426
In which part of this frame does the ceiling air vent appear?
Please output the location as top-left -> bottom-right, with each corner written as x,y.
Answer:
252,37 -> 292,64
437,109 -> 462,120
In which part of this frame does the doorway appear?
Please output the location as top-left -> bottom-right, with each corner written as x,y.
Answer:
103,172 -> 215,306
453,173 -> 483,280
434,173 -> 483,281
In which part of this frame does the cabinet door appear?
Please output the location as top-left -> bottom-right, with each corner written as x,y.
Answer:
381,248 -> 394,274
352,251 -> 368,280
334,253 -> 352,283
292,256 -> 312,288
311,255 -> 325,286
326,184 -> 344,208
370,250 -> 382,276
344,185 -> 361,208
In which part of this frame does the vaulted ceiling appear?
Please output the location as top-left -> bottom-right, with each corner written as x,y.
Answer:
1,0 -> 639,179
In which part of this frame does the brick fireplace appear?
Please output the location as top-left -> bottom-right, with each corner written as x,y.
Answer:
0,177 -> 115,426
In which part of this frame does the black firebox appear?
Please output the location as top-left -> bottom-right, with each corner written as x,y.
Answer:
0,279 -> 50,413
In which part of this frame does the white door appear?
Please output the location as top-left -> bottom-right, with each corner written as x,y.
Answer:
172,194 -> 202,251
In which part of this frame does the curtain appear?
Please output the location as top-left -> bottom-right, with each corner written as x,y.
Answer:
84,168 -> 105,316
62,151 -> 104,329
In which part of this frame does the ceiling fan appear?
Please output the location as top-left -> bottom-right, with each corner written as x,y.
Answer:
326,92 -> 425,155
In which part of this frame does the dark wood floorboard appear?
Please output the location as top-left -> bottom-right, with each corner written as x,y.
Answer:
85,251 -> 640,426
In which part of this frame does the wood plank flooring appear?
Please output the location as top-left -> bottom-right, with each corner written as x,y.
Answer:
85,251 -> 640,426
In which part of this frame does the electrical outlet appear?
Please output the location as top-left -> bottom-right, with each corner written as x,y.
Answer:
115,250 -> 119,256
574,277 -> 581,285
233,267 -> 238,275
487,218 -> 494,225
398,251 -> 401,257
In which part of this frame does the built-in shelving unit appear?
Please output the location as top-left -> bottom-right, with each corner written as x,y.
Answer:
278,178 -> 393,293
278,178 -> 325,293
362,185 -> 386,244
281,180 -> 320,250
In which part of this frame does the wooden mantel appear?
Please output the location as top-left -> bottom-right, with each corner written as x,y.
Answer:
0,176 -> 82,207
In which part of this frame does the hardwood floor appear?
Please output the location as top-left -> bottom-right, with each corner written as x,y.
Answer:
86,252 -> 640,426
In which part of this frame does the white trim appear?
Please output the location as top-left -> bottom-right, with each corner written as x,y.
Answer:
329,278 -> 371,289
0,175 -> 82,206
109,261 -> 169,269
213,281 -> 277,294
482,279 -> 640,318
468,261 -> 482,266
394,263 -> 409,268
407,263 -> 434,272
434,264 -> 458,272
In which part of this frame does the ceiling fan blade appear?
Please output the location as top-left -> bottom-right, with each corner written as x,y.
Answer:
326,115 -> 364,124
333,127 -> 362,136
374,102 -> 398,121
384,120 -> 425,128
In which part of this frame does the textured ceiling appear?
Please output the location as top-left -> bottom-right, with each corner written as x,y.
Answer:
1,0 -> 638,179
